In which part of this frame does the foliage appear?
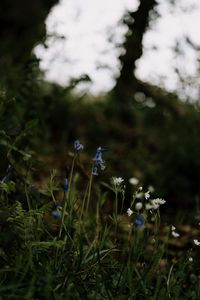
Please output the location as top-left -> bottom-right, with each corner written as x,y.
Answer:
0,142 -> 200,300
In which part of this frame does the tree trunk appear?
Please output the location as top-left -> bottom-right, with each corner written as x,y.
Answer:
114,0 -> 158,103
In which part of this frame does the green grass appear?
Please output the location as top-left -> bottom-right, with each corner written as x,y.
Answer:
0,143 -> 200,300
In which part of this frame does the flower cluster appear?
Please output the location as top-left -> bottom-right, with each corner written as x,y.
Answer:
112,177 -> 124,186
1,164 -> 13,183
74,140 -> 84,152
146,198 -> 166,210
92,147 -> 107,176
171,225 -> 180,237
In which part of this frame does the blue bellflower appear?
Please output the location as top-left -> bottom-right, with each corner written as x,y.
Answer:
51,210 -> 62,219
51,202 -> 62,219
74,140 -> 84,152
92,147 -> 107,175
64,177 -> 69,192
1,164 -> 13,183
133,214 -> 145,228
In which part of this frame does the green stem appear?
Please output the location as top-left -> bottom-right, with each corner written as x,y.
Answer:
85,169 -> 93,215
58,154 -> 77,239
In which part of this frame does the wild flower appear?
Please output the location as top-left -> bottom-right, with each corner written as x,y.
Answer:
74,139 -> 84,152
92,166 -> 99,176
193,239 -> 200,246
1,164 -> 13,183
127,208 -> 133,216
146,198 -> 166,210
92,146 -> 107,176
51,210 -> 62,219
112,177 -> 124,186
189,257 -> 193,262
133,214 -> 145,228
145,191 -> 150,200
51,203 -> 62,219
152,198 -> 166,205
135,202 -> 143,211
64,178 -> 68,192
172,231 -> 180,238
171,225 -> 176,231
129,177 -> 139,185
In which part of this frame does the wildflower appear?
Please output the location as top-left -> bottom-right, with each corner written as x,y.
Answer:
74,139 -> 84,152
189,257 -> 193,262
146,198 -> 166,210
193,239 -> 200,246
133,214 -> 145,228
145,191 -> 150,200
172,231 -> 180,238
127,208 -> 133,216
63,178 -> 68,192
135,202 -> 143,211
171,225 -> 176,231
51,210 -> 62,219
92,166 -> 99,176
112,177 -> 124,186
152,198 -> 166,205
1,175 -> 8,183
6,164 -> 13,173
129,177 -> 139,185
51,202 -> 62,219
146,203 -> 158,210
1,164 -> 13,183
92,146 -> 107,175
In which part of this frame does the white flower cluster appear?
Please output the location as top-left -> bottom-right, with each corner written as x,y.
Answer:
194,239 -> 200,246
171,225 -> 180,238
112,177 -> 124,186
129,177 -> 139,185
146,198 -> 166,210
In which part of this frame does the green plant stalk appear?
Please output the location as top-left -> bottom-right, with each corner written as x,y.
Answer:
85,168 -> 93,215
58,154 -> 77,239
80,180 -> 89,220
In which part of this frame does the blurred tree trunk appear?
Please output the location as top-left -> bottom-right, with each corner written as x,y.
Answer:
0,0 -> 58,91
114,0 -> 158,104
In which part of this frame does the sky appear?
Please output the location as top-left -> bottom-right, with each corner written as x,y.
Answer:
35,0 -> 200,100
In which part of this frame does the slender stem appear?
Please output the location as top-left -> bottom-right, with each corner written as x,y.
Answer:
58,154 -> 77,239
85,169 -> 93,215
115,190 -> 118,216
80,181 -> 89,220
25,184 -> 31,210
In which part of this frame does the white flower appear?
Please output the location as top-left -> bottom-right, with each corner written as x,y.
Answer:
172,231 -> 180,238
194,239 -> 200,246
129,177 -> 139,185
189,257 -> 193,262
127,208 -> 133,216
146,203 -> 154,210
171,225 -> 176,231
135,202 -> 143,211
148,185 -> 155,193
146,202 -> 159,210
112,177 -> 124,186
148,198 -> 166,210
152,198 -> 166,205
145,191 -> 150,200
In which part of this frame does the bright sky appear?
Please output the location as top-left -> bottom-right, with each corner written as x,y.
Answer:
35,0 -> 200,99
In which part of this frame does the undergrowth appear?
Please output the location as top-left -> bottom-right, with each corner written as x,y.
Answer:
0,139 -> 200,300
